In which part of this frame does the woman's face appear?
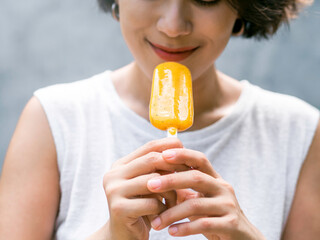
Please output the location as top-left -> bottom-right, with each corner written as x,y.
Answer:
118,0 -> 238,80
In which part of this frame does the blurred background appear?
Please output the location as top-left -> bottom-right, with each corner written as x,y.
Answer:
1,1 -> 319,172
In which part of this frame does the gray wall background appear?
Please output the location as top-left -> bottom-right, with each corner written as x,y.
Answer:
1,1 -> 319,172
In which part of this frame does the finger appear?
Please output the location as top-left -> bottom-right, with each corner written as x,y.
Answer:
141,194 -> 164,225
110,198 -> 167,219
141,191 -> 177,209
167,217 -> 227,237
121,173 -> 161,197
143,215 -> 152,229
145,191 -> 177,228
176,189 -> 202,204
124,151 -> 191,179
119,173 -> 177,207
147,170 -> 220,196
142,193 -> 163,202
162,148 -> 221,178
151,198 -> 224,230
160,191 -> 177,209
115,138 -> 184,166
176,189 -> 205,222
129,198 -> 167,218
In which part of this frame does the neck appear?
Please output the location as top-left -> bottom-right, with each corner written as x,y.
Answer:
190,66 -> 242,130
111,62 -> 152,118
192,65 -> 222,116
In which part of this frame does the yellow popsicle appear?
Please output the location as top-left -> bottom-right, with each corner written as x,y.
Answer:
149,62 -> 194,137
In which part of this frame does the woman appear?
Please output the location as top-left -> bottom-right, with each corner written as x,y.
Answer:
0,0 -> 319,239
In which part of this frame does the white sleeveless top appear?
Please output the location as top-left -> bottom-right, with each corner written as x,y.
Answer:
34,70 -> 319,240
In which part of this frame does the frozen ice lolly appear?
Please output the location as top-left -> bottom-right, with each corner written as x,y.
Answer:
149,62 -> 194,137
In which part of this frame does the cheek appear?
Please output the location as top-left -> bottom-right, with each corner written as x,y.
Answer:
197,8 -> 236,54
199,9 -> 235,41
196,3 -> 236,38
119,0 -> 156,40
188,14 -> 236,79
120,5 -> 147,44
119,1 -> 156,67
119,1 -> 172,79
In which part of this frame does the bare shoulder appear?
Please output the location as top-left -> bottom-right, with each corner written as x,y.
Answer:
282,120 -> 320,240
0,96 -> 60,240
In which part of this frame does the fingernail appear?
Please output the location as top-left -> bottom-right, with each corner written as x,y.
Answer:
169,226 -> 178,235
162,150 -> 176,160
148,179 -> 161,190
151,217 -> 161,229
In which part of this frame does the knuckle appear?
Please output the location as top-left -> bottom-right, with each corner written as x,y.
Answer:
199,152 -> 208,164
110,200 -> 126,216
103,170 -> 122,196
165,174 -> 176,188
102,171 -> 115,188
141,152 -> 161,173
145,152 -> 160,163
220,180 -> 235,194
104,183 -> 118,197
200,218 -> 213,230
224,199 -> 237,209
226,215 -> 240,229
190,170 -> 204,184
188,198 -> 202,212
145,140 -> 160,151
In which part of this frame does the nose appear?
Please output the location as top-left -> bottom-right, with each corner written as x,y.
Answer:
157,2 -> 192,38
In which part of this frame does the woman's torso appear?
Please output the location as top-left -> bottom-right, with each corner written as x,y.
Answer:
34,70 -> 319,240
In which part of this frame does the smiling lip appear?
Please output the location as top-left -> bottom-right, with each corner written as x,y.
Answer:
149,42 -> 198,62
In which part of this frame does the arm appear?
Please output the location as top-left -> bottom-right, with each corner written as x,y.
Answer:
282,120 -> 320,240
0,97 -> 60,240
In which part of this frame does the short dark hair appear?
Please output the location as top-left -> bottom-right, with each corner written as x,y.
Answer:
97,0 -> 313,39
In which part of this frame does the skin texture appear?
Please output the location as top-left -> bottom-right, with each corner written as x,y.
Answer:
281,121 -> 320,239
111,0 -> 243,130
0,0 -> 319,240
146,148 -> 265,239
103,138 -> 188,240
0,97 -> 60,240
118,0 -> 238,80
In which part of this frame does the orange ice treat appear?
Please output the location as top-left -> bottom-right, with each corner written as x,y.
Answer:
149,62 -> 194,137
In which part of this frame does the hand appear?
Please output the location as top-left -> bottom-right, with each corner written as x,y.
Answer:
102,138 -> 190,240
147,148 -> 266,240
